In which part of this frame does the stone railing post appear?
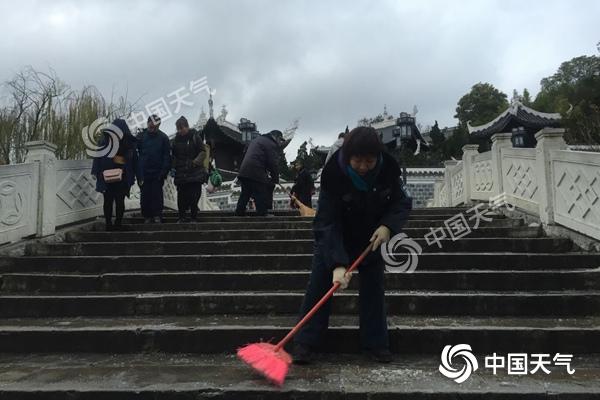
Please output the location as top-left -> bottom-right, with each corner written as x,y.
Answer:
535,128 -> 567,225
24,140 -> 57,237
461,144 -> 480,204
433,178 -> 444,207
490,132 -> 513,197
443,160 -> 459,206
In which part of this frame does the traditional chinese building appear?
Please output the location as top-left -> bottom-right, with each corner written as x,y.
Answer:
369,108 -> 431,154
468,99 -> 562,148
194,94 -> 295,180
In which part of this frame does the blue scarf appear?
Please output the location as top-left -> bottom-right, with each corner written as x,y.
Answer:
345,154 -> 383,191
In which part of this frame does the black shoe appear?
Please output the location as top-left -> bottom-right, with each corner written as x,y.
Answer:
144,218 -> 153,224
364,348 -> 393,363
153,216 -> 162,223
176,217 -> 190,223
292,343 -> 314,365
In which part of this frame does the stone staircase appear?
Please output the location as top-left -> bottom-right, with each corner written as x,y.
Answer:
1,207 -> 600,398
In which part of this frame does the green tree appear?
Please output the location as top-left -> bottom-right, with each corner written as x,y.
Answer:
429,120 -> 444,147
534,54 -> 600,144
455,83 -> 509,127
522,88 -> 532,106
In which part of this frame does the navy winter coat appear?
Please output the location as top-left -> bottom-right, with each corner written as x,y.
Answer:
314,149 -> 413,270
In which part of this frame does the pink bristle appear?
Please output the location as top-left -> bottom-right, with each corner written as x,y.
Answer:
237,342 -> 292,386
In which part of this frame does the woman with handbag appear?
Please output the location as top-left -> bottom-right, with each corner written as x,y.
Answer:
91,118 -> 138,231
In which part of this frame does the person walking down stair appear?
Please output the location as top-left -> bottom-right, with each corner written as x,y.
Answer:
91,118 -> 139,231
235,130 -> 285,216
136,115 -> 171,224
171,116 -> 208,222
292,126 -> 413,364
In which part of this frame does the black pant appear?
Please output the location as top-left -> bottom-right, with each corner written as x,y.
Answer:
140,178 -> 164,218
235,177 -> 270,216
103,183 -> 126,225
293,243 -> 389,351
177,182 -> 202,219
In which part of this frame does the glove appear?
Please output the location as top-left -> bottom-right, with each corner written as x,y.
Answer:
332,266 -> 351,290
370,225 -> 391,252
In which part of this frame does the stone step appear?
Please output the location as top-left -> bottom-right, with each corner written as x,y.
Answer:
89,217 -> 523,231
1,290 -> 599,317
150,204 -> 474,217
135,207 -> 474,217
24,238 -> 575,256
120,213 -> 506,223
65,226 -> 543,242
1,352 -> 596,398
1,315 -> 599,354
3,269 -> 599,293
4,253 -> 599,273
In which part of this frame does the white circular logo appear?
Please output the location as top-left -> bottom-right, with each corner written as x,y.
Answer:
82,117 -> 123,158
439,344 -> 479,384
381,232 -> 422,273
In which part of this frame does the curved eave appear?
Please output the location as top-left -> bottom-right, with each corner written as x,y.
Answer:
468,103 -> 562,137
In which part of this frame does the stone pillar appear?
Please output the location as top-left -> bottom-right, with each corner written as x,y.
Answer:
443,160 -> 459,207
433,179 -> 444,207
490,132 -> 513,198
535,128 -> 567,225
461,144 -> 480,204
24,140 -> 57,237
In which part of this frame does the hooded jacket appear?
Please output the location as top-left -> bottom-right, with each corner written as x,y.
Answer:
91,119 -> 138,196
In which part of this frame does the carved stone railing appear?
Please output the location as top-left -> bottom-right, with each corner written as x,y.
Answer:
432,128 -> 600,240
0,140 -> 208,244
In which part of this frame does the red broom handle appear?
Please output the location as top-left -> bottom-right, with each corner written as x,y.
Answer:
274,242 -> 374,351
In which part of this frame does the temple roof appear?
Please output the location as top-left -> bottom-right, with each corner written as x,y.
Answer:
468,100 -> 561,137
200,117 -> 292,148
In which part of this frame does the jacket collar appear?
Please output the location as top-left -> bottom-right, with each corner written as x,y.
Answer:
321,149 -> 401,194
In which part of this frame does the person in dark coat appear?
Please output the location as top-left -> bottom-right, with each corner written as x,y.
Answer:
235,130 -> 284,216
91,118 -> 138,231
292,126 -> 412,364
136,115 -> 171,223
171,116 -> 208,222
290,159 -> 314,208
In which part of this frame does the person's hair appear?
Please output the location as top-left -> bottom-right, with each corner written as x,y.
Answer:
338,132 -> 345,139
148,114 -> 161,125
176,116 -> 189,130
341,126 -> 384,165
269,130 -> 283,140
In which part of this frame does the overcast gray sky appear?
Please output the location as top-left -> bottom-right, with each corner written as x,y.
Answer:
0,0 -> 598,159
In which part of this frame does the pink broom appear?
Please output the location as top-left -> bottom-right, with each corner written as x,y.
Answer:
237,243 -> 374,386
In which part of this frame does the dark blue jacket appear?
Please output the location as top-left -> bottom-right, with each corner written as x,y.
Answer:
136,129 -> 171,181
314,149 -> 412,270
91,131 -> 138,196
